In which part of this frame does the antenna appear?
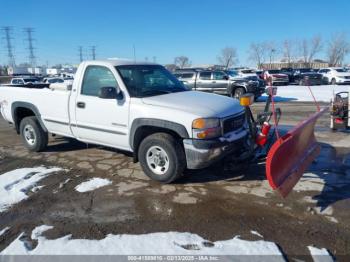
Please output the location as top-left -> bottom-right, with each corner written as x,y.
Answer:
23,27 -> 36,67
1,26 -> 16,67
90,46 -> 96,60
78,46 -> 83,62
133,44 -> 136,62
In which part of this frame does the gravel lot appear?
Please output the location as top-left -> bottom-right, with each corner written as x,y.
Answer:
0,101 -> 349,260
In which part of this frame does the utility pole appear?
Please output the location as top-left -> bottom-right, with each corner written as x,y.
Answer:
1,26 -> 16,67
78,46 -> 83,62
153,56 -> 157,63
23,27 -> 36,67
90,46 -> 96,60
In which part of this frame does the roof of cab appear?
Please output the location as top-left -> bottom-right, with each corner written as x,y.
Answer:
83,59 -> 159,67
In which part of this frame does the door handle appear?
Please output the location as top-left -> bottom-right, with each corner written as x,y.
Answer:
77,102 -> 85,108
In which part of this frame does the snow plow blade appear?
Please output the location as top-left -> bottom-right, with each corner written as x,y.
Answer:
266,107 -> 327,197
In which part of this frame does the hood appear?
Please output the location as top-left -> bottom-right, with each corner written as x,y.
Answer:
142,91 -> 243,118
336,72 -> 350,77
272,73 -> 288,77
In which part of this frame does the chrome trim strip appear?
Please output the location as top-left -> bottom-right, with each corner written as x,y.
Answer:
44,119 -> 126,135
76,124 -> 126,135
44,118 -> 69,125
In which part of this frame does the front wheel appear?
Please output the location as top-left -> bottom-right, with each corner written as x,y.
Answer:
232,87 -> 245,99
138,133 -> 186,183
20,116 -> 48,152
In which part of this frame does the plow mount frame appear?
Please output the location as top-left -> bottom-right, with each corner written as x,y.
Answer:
243,87 -> 327,198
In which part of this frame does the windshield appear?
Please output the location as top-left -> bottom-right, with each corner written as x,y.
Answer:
268,70 -> 281,74
241,69 -> 255,74
226,70 -> 238,77
335,68 -> 347,73
24,78 -> 38,83
116,65 -> 188,97
48,78 -> 64,83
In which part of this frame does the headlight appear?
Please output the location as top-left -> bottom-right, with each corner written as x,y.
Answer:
338,76 -> 345,79
192,118 -> 221,139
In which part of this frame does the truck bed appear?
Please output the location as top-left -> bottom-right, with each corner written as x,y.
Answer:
0,85 -> 73,137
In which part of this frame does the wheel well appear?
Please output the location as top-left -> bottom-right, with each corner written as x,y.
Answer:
132,126 -> 182,162
13,107 -> 35,134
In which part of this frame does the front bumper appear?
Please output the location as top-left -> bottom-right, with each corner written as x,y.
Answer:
336,78 -> 350,84
183,128 -> 249,169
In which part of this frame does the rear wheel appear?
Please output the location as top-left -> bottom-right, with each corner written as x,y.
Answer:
138,133 -> 186,183
232,87 -> 245,99
331,78 -> 337,85
20,116 -> 48,152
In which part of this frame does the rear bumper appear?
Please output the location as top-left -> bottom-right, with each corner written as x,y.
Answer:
183,129 -> 249,169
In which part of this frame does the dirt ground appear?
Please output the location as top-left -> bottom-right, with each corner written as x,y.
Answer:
0,101 -> 349,260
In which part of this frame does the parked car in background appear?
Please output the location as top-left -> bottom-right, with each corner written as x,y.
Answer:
43,77 -> 65,84
9,77 -> 49,88
174,70 -> 265,99
255,70 -> 264,80
292,68 -> 323,85
237,69 -> 257,78
318,67 -> 350,85
263,70 -> 289,86
280,68 -> 294,82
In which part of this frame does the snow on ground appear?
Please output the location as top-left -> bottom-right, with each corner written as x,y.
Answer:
1,225 -> 284,259
258,85 -> 349,102
308,246 -> 333,262
0,227 -> 10,237
0,167 -> 63,212
75,177 -> 112,193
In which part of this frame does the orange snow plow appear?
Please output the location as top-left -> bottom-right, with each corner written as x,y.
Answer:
242,85 -> 327,197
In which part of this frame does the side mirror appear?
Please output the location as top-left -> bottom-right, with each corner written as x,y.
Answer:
223,75 -> 229,80
98,86 -> 123,99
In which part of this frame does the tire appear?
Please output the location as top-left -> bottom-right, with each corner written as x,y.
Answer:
20,116 -> 48,152
138,133 -> 186,183
331,78 -> 337,85
232,87 -> 245,99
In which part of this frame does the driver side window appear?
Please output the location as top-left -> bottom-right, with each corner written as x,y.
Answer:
81,66 -> 118,96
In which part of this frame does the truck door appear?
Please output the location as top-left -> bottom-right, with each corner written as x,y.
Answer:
73,65 -> 130,150
212,71 -> 229,94
196,71 -> 213,92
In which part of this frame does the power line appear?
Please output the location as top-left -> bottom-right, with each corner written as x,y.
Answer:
90,46 -> 96,60
23,27 -> 36,67
78,46 -> 83,62
1,26 -> 16,67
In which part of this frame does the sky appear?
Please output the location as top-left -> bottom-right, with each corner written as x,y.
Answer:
1,0 -> 350,67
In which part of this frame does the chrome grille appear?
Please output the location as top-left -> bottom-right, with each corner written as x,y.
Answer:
222,113 -> 245,134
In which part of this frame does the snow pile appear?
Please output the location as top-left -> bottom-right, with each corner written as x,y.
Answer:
1,225 -> 284,258
258,85 -> 349,102
308,246 -> 333,262
75,178 -> 112,193
0,167 -> 62,212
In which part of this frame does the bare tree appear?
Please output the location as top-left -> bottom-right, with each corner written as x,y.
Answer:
308,35 -> 322,62
327,33 -> 350,66
299,35 -> 323,65
282,39 -> 296,66
174,56 -> 191,69
217,47 -> 238,69
248,42 -> 267,68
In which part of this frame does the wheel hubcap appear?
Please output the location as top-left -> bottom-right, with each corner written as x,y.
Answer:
23,125 -> 36,145
146,146 -> 170,175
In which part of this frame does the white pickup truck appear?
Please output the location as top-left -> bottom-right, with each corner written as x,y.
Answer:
0,60 -> 249,183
